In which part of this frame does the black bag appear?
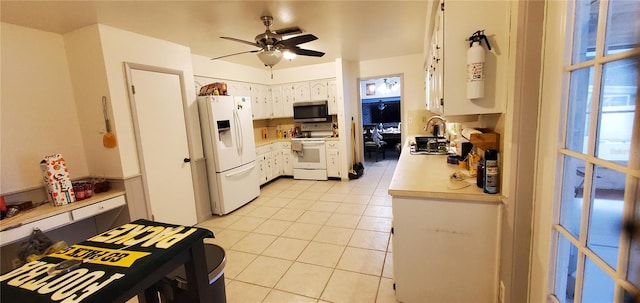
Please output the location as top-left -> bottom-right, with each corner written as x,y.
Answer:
348,162 -> 364,179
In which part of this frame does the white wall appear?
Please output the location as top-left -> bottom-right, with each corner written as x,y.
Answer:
1,23 -> 90,193
192,54 -> 271,84
64,25 -> 123,180
268,62 -> 336,84
192,55 -> 337,86
96,24 -> 200,174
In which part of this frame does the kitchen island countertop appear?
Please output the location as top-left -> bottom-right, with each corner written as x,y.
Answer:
388,143 -> 502,203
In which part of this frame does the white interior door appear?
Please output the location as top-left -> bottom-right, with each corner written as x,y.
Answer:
128,67 -> 197,226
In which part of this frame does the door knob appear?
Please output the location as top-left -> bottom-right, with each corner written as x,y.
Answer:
183,158 -> 191,163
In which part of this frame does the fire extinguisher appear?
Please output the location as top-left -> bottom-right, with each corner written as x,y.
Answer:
467,30 -> 491,100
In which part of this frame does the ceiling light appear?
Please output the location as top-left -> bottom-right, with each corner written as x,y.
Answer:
283,50 -> 297,60
376,79 -> 400,95
257,49 -> 283,67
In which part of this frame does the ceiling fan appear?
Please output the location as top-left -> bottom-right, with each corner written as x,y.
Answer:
212,16 -> 325,75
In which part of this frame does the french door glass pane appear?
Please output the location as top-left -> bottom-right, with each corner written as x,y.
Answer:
596,58 -> 637,162
566,67 -> 594,154
628,178 -> 640,288
561,156 -> 586,237
572,0 -> 600,64
555,235 -> 579,303
582,257 -> 615,302
587,165 -> 625,269
605,0 -> 640,55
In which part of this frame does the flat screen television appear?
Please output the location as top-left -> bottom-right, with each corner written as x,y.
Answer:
370,101 -> 400,124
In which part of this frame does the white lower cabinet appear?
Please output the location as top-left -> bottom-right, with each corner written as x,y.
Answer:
256,155 -> 267,185
256,144 -> 272,185
256,142 -> 293,185
392,196 -> 501,303
268,150 -> 282,181
325,141 -> 340,178
279,142 -> 293,176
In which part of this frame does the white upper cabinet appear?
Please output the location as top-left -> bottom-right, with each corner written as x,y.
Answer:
327,80 -> 338,115
426,0 -> 509,116
227,81 -> 252,97
224,78 -> 338,120
250,84 -> 269,120
292,82 -> 311,103
281,84 -> 294,117
309,80 -> 329,101
271,85 -> 284,118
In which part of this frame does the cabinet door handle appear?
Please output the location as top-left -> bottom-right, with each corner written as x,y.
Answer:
183,158 -> 191,163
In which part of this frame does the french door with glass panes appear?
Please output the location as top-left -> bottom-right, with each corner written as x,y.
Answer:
547,0 -> 639,302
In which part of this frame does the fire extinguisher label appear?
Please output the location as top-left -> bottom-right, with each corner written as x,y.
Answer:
467,62 -> 484,82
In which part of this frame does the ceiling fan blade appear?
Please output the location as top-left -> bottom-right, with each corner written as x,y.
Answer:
281,34 -> 318,46
289,47 -> 325,57
274,26 -> 303,36
220,36 -> 260,47
211,50 -> 259,60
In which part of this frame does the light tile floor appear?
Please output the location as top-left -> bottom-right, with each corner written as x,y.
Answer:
196,158 -> 400,303
125,157 -> 399,303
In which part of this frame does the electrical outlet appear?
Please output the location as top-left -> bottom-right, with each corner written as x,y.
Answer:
499,280 -> 505,303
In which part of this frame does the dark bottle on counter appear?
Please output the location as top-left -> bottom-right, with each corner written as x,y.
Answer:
484,149 -> 499,194
476,161 -> 484,188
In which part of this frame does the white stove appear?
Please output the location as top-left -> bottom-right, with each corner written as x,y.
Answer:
291,123 -> 332,180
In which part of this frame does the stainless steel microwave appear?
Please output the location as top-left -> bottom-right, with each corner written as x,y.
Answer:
293,101 -> 329,122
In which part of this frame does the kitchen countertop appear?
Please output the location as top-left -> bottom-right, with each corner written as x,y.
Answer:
255,136 -> 340,147
388,143 -> 502,203
0,190 -> 126,230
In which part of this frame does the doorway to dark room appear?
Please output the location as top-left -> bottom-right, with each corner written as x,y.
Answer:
359,76 -> 402,163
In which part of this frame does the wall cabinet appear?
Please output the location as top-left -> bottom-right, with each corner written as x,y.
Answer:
270,85 -> 284,118
309,80 -> 328,101
325,141 -> 340,178
426,0 -> 509,116
250,84 -> 272,120
281,85 -> 295,117
227,81 -> 251,97
222,79 -> 337,121
327,80 -> 338,115
392,196 -> 500,302
292,82 -> 311,103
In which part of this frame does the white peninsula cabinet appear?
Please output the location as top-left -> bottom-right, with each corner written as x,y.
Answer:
389,147 -> 501,303
392,197 -> 500,303
426,0 -> 510,115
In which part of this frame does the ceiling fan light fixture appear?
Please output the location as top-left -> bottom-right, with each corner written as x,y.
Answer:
283,50 -> 297,60
257,49 -> 283,66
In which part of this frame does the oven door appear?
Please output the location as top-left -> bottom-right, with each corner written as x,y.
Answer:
293,140 -> 327,169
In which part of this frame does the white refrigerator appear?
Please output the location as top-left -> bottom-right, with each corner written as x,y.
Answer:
198,95 -> 260,215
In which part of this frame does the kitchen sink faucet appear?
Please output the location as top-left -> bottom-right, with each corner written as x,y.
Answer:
424,115 -> 446,137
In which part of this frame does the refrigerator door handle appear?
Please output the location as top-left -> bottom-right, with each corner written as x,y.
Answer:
234,107 -> 242,155
225,163 -> 256,177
